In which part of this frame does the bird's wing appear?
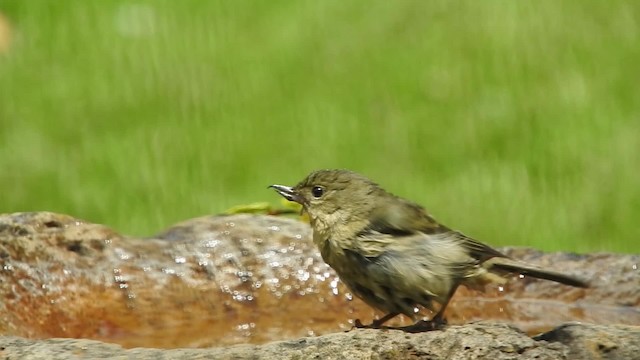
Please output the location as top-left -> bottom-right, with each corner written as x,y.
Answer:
452,232 -> 509,262
362,199 -> 508,263
353,230 -> 484,289
365,198 -> 449,236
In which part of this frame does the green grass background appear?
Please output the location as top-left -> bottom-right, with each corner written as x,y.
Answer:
1,1 -> 638,253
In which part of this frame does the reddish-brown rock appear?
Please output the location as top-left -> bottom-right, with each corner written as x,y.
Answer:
0,212 -> 638,348
1,323 -> 639,360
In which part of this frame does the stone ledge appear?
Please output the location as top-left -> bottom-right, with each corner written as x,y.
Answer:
1,212 -> 638,349
1,322 -> 638,360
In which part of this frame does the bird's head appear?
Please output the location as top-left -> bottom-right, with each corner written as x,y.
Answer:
270,169 -> 383,241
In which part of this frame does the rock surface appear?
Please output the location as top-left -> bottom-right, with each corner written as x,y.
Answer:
0,322 -> 638,359
0,212 -> 638,349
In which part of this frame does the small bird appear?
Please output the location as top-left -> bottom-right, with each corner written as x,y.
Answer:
270,169 -> 589,331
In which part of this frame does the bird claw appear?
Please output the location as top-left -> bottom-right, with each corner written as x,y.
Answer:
352,317 -> 447,333
353,318 -> 382,329
395,318 -> 447,333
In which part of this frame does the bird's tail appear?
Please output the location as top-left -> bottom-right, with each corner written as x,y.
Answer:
484,257 -> 589,288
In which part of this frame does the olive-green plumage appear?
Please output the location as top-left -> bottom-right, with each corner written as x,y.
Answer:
270,169 -> 588,329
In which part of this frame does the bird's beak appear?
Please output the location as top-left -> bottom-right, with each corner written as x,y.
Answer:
269,185 -> 303,204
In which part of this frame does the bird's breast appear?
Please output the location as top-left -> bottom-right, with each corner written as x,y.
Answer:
317,236 -> 346,270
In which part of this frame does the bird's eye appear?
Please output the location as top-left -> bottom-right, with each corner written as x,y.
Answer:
311,186 -> 324,198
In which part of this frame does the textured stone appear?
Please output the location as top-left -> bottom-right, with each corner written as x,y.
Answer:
0,212 -> 638,349
0,323 -> 638,359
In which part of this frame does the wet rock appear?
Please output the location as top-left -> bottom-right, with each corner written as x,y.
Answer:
534,323 -> 640,360
450,247 -> 640,335
0,322 -> 638,359
0,212 -> 365,348
0,212 -> 638,349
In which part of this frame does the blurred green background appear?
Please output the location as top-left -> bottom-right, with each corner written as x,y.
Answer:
0,1 -> 638,252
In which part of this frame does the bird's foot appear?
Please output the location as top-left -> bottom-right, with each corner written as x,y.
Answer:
389,317 -> 448,333
353,318 -> 383,329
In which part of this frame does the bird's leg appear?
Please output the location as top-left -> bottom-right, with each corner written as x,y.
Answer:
354,312 -> 400,329
394,284 -> 460,333
428,283 -> 457,326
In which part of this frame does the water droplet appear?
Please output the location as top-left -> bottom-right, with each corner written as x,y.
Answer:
116,249 -> 131,260
162,268 -> 176,275
236,323 -> 252,331
296,270 -> 310,282
330,278 -> 340,295
233,292 -> 247,301
205,240 -> 220,248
